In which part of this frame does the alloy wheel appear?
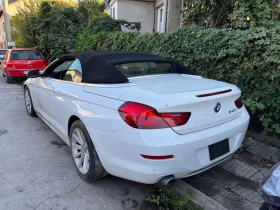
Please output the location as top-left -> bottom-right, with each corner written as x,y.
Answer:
71,128 -> 90,174
25,89 -> 32,114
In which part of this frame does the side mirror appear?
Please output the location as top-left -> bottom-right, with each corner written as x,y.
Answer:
28,70 -> 41,78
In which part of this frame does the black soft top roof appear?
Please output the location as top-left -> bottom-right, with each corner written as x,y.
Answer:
59,51 -> 196,84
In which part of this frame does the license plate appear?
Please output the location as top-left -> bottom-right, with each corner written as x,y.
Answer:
23,71 -> 29,75
208,139 -> 230,161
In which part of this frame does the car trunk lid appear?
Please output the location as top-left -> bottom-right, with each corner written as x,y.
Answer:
119,74 -> 243,134
13,60 -> 47,70
10,50 -> 48,70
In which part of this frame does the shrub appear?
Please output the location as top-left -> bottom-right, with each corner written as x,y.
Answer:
182,0 -> 280,29
75,27 -> 280,136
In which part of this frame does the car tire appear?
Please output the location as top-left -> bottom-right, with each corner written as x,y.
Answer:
70,120 -> 107,182
6,76 -> 12,84
24,86 -> 37,117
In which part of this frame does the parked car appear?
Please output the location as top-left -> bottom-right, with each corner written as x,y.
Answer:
23,51 -> 250,184
1,48 -> 48,83
0,48 -> 7,62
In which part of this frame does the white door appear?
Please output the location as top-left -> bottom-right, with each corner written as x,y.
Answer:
34,60 -> 74,127
54,59 -> 83,141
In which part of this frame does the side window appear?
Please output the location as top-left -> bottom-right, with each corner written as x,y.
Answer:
44,60 -> 74,79
53,60 -> 74,73
62,59 -> 82,83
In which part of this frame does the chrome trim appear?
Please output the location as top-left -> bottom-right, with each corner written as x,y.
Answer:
43,77 -> 136,88
83,82 -> 136,88
182,74 -> 202,79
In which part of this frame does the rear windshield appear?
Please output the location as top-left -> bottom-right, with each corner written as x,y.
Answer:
10,50 -> 44,60
0,50 -> 6,55
115,62 -> 174,77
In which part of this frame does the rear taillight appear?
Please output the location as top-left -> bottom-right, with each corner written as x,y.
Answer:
235,96 -> 243,109
43,60 -> 48,67
160,113 -> 191,127
118,101 -> 191,129
6,62 -> 15,68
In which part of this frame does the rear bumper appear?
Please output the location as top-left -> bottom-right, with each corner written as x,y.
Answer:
8,76 -> 27,80
86,108 -> 250,184
5,69 -> 30,77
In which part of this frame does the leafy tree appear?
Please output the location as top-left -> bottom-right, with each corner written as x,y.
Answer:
10,0 -> 140,61
11,0 -> 77,48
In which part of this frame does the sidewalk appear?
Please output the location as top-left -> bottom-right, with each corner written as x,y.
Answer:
165,136 -> 278,210
184,150 -> 273,210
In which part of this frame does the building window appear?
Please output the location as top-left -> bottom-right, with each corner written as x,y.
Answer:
157,6 -> 164,32
112,7 -> 115,19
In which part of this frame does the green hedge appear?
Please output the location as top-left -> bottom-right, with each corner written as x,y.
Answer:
75,27 -> 280,136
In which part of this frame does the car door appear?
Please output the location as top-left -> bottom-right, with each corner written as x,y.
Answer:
34,59 -> 75,128
53,59 -> 83,143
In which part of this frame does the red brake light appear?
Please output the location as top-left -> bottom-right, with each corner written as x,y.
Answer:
196,89 -> 232,97
118,102 -> 191,129
6,62 -> 15,68
235,96 -> 243,109
160,113 -> 191,127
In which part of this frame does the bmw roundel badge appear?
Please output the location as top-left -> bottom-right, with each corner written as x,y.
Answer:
214,102 -> 221,113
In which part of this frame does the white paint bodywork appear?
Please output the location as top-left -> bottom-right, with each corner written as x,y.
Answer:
24,74 -> 250,184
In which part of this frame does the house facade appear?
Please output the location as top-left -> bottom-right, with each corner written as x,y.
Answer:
106,0 -> 183,34
0,7 -> 6,48
4,0 -> 23,16
0,0 -> 22,48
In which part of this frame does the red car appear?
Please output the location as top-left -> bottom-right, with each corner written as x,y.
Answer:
1,48 -> 48,83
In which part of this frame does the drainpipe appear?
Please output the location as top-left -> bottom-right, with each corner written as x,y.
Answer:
153,1 -> 156,33
161,0 -> 168,33
3,0 -> 12,48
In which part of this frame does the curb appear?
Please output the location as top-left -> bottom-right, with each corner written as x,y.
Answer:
156,179 -> 228,210
243,137 -> 280,163
246,131 -> 280,148
154,131 -> 278,210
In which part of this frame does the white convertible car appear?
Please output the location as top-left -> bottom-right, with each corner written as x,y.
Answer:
24,51 -> 250,185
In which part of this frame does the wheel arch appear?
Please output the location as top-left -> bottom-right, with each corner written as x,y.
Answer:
68,115 -> 80,137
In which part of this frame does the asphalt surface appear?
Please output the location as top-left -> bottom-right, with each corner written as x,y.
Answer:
0,76 -> 154,210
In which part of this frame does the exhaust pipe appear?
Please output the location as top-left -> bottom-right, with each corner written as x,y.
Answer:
158,175 -> 175,186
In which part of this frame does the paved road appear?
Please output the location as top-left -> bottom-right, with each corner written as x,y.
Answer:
0,76 -> 153,210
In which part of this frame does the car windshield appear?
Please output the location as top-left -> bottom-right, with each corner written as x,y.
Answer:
0,50 -> 6,55
115,62 -> 174,77
10,50 -> 44,60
